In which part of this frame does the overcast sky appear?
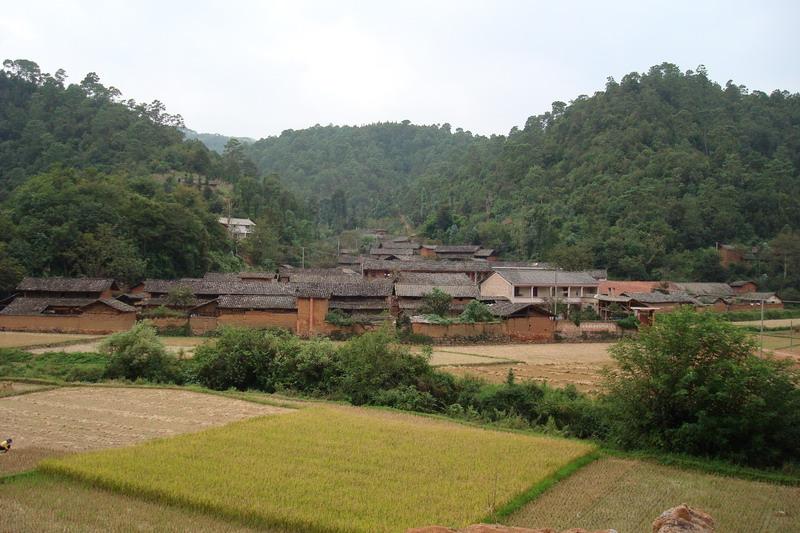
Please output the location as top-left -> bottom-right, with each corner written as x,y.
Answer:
3,1 -> 798,139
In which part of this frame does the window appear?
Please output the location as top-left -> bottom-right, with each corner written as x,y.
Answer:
514,286 -> 532,298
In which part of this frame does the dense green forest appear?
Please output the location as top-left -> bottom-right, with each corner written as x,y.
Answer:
240,63 -> 800,296
2,59 -> 799,296
0,60 -> 311,289
182,128 -> 254,154
244,122 -> 478,229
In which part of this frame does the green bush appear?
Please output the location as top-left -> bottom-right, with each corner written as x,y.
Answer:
616,315 -> 639,330
325,309 -> 355,327
419,288 -> 452,317
101,322 -> 182,383
602,308 -> 800,466
140,305 -> 186,319
190,326 -> 293,391
458,300 -> 496,323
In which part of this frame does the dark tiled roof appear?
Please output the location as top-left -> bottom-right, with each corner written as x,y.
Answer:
670,282 -> 734,297
362,259 -> 493,273
1,297 -> 135,315
328,298 -> 389,310
435,245 -> 481,254
144,279 -> 293,296
17,277 -> 115,293
396,272 -> 474,285
379,241 -> 420,250
294,280 -> 394,298
729,280 -> 755,287
492,269 -> 599,286
139,296 -> 215,308
488,302 -> 552,317
395,284 -> 480,298
735,292 -> 779,302
624,291 -> 699,305
217,295 -> 297,310
473,248 -> 495,257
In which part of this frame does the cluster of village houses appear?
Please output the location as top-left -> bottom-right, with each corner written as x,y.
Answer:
0,232 -> 784,339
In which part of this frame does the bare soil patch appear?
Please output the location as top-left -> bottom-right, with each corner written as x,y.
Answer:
0,381 -> 54,398
0,386 -> 290,474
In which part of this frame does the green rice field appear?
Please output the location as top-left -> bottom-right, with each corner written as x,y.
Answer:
41,405 -> 594,532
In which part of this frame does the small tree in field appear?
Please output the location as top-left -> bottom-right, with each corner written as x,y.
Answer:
419,288 -> 452,317
602,307 -> 800,466
102,322 -> 181,383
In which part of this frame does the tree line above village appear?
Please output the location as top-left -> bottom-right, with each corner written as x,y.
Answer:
0,59 -> 798,299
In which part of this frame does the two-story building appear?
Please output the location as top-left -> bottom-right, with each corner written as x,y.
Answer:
480,268 -> 599,314
218,217 -> 256,240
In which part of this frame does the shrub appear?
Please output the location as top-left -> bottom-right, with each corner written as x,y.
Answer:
458,300 -> 495,323
602,307 -> 800,466
101,322 -> 181,383
419,288 -> 452,317
140,305 -> 186,318
325,309 -> 354,327
372,385 -> 438,412
334,327 -> 437,405
616,315 -> 639,330
190,327 -> 291,391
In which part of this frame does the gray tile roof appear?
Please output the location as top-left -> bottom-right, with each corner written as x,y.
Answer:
0,297 -> 135,315
624,291 -> 699,305
492,269 -> 599,286
395,284 -> 480,298
328,298 -> 389,310
670,282 -> 734,297
735,292 -> 779,301
396,272 -> 474,285
379,241 -> 420,250
217,295 -> 297,310
435,245 -> 481,254
17,277 -> 116,293
488,302 -> 552,317
362,259 -> 493,273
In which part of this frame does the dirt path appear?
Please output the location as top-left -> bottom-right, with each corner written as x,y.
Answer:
0,386 -> 290,474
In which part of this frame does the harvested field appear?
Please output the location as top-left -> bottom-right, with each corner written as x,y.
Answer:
43,405 -> 594,532
429,350 -> 515,366
734,318 -> 800,328
505,457 -> 800,533
0,380 -> 54,398
435,343 -> 614,393
0,386 -> 290,474
0,473 -> 282,532
0,331 -> 102,349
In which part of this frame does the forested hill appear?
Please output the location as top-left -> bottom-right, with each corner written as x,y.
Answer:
244,122 -> 480,226
0,60 -> 308,288
403,64 -> 800,282
240,63 -> 800,286
182,128 -> 254,154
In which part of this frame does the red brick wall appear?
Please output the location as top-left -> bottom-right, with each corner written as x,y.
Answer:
0,313 -> 135,334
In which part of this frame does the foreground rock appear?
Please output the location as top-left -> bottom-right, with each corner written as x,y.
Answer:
407,504 -> 714,533
652,504 -> 715,532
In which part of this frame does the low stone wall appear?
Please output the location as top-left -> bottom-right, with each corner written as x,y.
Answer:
0,313 -> 136,334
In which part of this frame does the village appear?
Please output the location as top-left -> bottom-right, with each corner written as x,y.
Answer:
0,226 -> 783,340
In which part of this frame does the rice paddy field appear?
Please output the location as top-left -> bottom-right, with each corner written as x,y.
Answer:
506,457 -> 800,533
40,405 -> 594,532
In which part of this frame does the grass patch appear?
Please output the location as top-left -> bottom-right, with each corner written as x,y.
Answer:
42,405 -> 594,532
504,456 -> 800,533
0,349 -> 106,382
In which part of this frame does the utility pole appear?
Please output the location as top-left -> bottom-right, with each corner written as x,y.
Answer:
553,267 -> 559,318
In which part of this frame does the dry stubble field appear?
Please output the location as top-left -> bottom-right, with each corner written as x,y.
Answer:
0,386 -> 289,474
506,457 -> 800,533
431,343 -> 614,393
0,331 -> 103,349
